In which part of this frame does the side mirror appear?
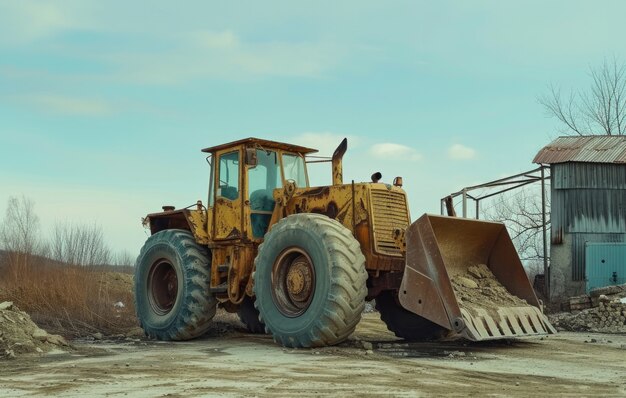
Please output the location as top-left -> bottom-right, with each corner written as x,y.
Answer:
245,148 -> 258,166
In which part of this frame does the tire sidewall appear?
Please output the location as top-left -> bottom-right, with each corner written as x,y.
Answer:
255,221 -> 332,335
135,233 -> 186,334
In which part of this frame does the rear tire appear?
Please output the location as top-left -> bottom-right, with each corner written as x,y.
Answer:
237,295 -> 265,334
376,290 -> 444,340
254,214 -> 367,348
134,229 -> 217,340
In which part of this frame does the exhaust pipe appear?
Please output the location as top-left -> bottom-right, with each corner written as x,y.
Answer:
331,138 -> 348,185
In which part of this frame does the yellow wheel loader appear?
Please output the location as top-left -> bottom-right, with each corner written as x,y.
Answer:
135,137 -> 555,347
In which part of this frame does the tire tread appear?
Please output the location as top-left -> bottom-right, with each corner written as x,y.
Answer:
134,229 -> 216,341
253,214 -> 367,348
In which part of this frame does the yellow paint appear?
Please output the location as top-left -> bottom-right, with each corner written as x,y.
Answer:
145,138 -> 412,304
186,210 -> 210,245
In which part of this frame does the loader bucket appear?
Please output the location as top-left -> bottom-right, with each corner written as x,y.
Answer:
398,214 -> 556,341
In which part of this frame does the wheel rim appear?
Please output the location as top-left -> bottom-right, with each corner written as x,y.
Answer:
148,259 -> 178,316
271,247 -> 315,317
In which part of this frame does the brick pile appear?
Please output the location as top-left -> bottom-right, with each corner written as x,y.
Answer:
549,284 -> 626,333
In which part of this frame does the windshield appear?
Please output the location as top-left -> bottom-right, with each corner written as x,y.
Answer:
282,153 -> 308,187
248,150 -> 281,195
248,149 -> 280,238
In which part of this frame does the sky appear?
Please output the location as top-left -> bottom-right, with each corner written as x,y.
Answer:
1,1 -> 625,256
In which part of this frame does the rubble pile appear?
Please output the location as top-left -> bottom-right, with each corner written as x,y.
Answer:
549,284 -> 626,333
0,301 -> 69,359
451,263 -> 528,318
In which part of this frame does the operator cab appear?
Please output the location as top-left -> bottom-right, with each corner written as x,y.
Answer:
201,138 -> 317,241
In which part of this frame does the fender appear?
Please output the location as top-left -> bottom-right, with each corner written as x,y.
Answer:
143,208 -> 210,245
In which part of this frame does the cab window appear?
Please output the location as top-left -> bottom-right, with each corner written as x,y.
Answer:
282,153 -> 307,187
218,151 -> 240,200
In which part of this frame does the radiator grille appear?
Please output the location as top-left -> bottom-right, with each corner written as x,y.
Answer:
370,189 -> 409,256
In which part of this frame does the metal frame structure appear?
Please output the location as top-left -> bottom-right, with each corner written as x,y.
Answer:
440,166 -> 551,298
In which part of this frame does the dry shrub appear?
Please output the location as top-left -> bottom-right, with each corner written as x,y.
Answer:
0,260 -> 138,337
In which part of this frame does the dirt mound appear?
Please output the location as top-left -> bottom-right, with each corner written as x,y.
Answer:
0,301 -> 69,359
451,264 -> 528,318
98,271 -> 133,293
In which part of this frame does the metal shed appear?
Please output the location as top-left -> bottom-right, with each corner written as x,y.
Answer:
533,136 -> 626,299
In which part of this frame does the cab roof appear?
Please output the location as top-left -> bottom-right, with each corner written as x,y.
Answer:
201,137 -> 318,155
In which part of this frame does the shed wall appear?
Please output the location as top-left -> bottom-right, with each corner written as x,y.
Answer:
553,163 -> 626,190
550,162 -> 626,288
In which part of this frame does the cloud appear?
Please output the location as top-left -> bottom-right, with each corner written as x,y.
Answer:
369,143 -> 422,161
0,2 -> 85,45
447,144 -> 476,160
0,2 -> 348,83
15,94 -> 112,116
0,2 -> 346,83
96,30 -> 343,84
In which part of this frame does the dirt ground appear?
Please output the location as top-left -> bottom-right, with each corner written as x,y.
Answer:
1,312 -> 626,397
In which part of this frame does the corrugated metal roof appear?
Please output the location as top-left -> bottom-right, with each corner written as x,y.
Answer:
533,136 -> 626,164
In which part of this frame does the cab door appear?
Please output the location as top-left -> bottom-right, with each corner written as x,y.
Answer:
245,149 -> 281,240
213,149 -> 243,240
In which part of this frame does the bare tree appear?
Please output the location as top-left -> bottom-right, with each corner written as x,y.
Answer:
485,187 -> 550,263
0,196 -> 41,254
50,222 -> 111,266
113,250 -> 136,267
539,58 -> 626,136
0,196 -> 42,277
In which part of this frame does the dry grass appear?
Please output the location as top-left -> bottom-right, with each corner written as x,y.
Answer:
0,260 -> 138,337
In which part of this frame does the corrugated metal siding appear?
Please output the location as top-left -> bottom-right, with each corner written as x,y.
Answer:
551,164 -> 626,235
550,162 -> 626,282
572,234 -> 626,281
534,136 -> 626,164
553,163 -> 626,189
551,189 -> 626,233
585,243 -> 626,292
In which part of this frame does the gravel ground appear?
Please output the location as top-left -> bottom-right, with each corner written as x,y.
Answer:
1,312 -> 625,397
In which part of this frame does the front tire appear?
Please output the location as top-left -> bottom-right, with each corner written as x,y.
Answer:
134,229 -> 217,340
253,214 -> 367,348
